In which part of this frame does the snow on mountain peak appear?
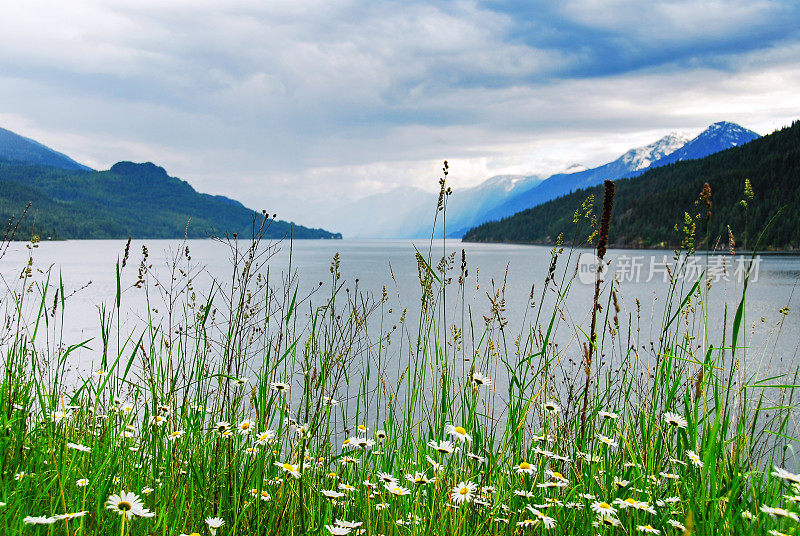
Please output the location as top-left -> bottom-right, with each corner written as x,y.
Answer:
620,131 -> 690,171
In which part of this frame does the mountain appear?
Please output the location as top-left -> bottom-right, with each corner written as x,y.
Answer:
480,122 -> 759,223
314,174 -> 541,238
0,159 -> 341,240
463,120 -> 800,250
650,121 -> 759,166
0,126 -> 92,171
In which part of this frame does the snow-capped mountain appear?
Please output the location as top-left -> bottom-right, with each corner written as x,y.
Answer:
651,121 -> 759,166
477,122 -> 758,227
617,131 -> 690,171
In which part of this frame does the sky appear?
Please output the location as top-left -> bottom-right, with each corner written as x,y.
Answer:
1,0 -> 799,227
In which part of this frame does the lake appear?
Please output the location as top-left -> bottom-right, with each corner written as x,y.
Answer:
1,238 -> 798,381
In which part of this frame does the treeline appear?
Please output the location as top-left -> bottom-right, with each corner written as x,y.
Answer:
0,160 -> 341,240
463,120 -> 800,250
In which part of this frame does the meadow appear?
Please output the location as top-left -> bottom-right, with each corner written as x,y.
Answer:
1,179 -> 799,535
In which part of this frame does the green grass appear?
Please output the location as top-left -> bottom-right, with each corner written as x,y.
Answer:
0,203 -> 798,536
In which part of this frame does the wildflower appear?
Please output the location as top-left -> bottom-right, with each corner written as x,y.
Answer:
270,382 -> 289,392
545,470 -> 567,482
259,491 -> 271,502
667,519 -> 686,530
335,520 -> 363,529
445,424 -> 472,442
55,511 -> 88,520
516,518 -> 538,528
205,516 -> 225,535
375,430 -> 387,440
471,372 -> 492,387
543,402 -> 560,414
76,478 -> 89,487
599,410 -> 619,420
760,505 -> 799,521
426,455 -> 443,471
741,510 -> 756,521
467,452 -> 487,463
14,472 -> 25,480
591,501 -> 617,516
451,481 -> 477,504
377,472 -> 399,486
237,420 -> 255,434
105,491 -> 154,519
275,462 -> 301,479
686,450 -> 703,468
142,487 -> 154,494
406,472 -> 434,485
244,446 -> 258,455
23,516 -> 57,524
149,415 -> 167,426
597,434 -> 618,448
614,476 -> 631,487
215,421 -> 231,434
375,502 -> 389,510
356,424 -> 368,434
168,430 -> 185,441
386,484 -> 411,496
663,412 -> 688,429
321,490 -> 345,499
256,430 -> 275,445
427,440 -> 455,454
352,437 -> 376,449
325,526 -> 351,535
233,377 -> 248,386
67,442 -> 91,452
593,515 -> 622,528
769,531 -> 791,536
637,525 -> 660,534
51,410 -> 72,423
772,466 -> 800,484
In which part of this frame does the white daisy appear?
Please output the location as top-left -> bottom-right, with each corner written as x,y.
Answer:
451,481 -> 477,504
663,412 -> 688,429
445,424 -> 472,442
105,491 -> 154,519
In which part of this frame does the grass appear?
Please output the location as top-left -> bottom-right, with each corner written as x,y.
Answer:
1,187 -> 799,536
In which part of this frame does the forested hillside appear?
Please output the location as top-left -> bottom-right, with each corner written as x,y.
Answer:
0,160 -> 341,240
463,121 -> 800,250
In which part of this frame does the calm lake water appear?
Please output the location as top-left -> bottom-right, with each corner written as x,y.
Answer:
1,238 -> 799,382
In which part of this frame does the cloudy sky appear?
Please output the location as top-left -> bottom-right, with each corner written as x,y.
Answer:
1,0 -> 799,227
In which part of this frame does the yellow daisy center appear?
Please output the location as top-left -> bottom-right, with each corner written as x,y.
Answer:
599,502 -> 610,509
282,463 -> 294,471
459,487 -> 469,495
117,501 -> 131,511
520,461 -> 531,470
455,426 -> 467,435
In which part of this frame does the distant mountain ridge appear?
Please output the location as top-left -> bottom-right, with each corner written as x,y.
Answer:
0,126 -> 92,171
463,120 -> 798,250
314,173 -> 541,238
479,122 -> 759,226
0,126 -> 340,240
